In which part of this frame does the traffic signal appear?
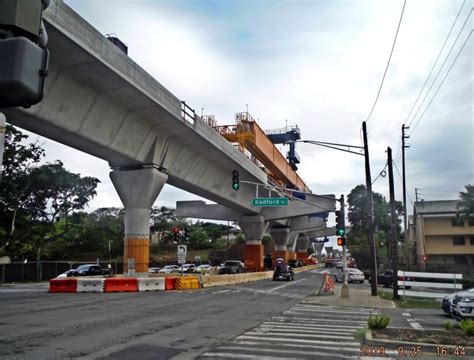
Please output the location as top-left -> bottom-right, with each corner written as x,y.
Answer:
335,210 -> 345,236
0,0 -> 50,109
232,170 -> 240,191
337,237 -> 346,247
172,227 -> 179,242
184,227 -> 190,241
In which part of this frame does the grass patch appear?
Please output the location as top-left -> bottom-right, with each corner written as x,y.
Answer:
354,327 -> 367,340
378,290 -> 440,309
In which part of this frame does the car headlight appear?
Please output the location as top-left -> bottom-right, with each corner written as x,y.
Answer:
459,297 -> 474,303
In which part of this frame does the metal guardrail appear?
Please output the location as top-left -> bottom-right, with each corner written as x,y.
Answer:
397,270 -> 463,299
181,101 -> 196,124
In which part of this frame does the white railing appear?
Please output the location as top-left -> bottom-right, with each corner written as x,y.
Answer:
397,271 -> 463,299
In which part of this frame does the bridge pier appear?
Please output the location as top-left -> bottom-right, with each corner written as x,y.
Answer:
296,234 -> 309,263
239,215 -> 268,272
287,232 -> 299,260
110,167 -> 167,277
269,227 -> 290,263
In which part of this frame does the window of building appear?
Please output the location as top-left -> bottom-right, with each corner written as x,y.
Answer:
453,236 -> 465,246
470,236 -> 474,246
451,218 -> 464,227
469,217 -> 474,226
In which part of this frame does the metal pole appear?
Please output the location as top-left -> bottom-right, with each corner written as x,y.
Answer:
340,195 -> 349,298
363,121 -> 378,296
387,147 -> 399,299
0,113 -> 6,182
402,125 -> 409,242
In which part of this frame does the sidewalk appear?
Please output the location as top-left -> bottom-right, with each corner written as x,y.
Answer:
303,283 -> 396,308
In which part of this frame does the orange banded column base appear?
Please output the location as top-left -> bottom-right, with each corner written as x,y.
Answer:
288,252 -> 297,260
123,237 -> 150,273
296,252 -> 308,264
244,244 -> 264,272
272,250 -> 289,264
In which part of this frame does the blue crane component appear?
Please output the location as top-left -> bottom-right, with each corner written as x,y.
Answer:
265,125 -> 301,171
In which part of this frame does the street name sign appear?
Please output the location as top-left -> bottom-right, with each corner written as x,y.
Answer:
252,197 -> 288,207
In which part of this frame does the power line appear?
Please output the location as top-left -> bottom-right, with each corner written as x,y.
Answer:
365,0 -> 407,124
404,0 -> 466,128
407,8 -> 473,132
372,162 -> 388,185
410,29 -> 472,135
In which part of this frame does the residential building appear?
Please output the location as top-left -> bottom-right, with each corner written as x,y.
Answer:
411,200 -> 474,274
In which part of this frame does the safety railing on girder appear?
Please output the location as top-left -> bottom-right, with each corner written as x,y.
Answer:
181,101 -> 196,125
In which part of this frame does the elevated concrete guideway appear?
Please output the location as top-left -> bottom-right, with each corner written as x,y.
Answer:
1,0 -> 337,274
3,0 -> 266,215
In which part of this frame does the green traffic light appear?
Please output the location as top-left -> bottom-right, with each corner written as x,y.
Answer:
336,228 -> 345,236
232,183 -> 240,190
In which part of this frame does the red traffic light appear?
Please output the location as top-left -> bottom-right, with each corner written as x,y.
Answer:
337,237 -> 346,247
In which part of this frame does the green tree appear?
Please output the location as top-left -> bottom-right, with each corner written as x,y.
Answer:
458,184 -> 474,218
0,125 -> 100,261
347,184 -> 403,267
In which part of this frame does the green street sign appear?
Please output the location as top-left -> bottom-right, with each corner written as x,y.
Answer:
252,197 -> 288,207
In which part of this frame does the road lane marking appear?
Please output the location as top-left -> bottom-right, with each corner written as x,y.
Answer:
268,278 -> 306,292
407,318 -> 423,330
212,289 -> 232,294
402,312 -> 411,316
236,335 -> 361,347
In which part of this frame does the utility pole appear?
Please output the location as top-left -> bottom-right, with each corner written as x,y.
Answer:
0,113 -> 5,182
362,121 -> 378,296
401,124 -> 410,242
387,147 -> 399,299
415,188 -> 420,202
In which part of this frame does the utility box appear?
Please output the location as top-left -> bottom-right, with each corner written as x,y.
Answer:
0,0 -> 43,41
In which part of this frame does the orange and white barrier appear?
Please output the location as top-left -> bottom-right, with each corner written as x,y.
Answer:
138,278 -> 165,291
77,278 -> 104,293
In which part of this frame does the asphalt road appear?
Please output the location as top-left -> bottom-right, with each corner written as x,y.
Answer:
0,270 -> 325,359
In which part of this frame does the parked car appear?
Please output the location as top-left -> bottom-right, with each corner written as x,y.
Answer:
273,258 -> 295,281
325,259 -> 336,268
442,288 -> 474,315
334,268 -> 365,283
56,269 -> 77,278
218,260 -> 245,274
375,270 -> 414,289
66,264 -> 108,277
335,261 -> 343,269
193,264 -> 211,274
148,267 -> 161,273
159,265 -> 181,274
288,259 -> 304,268
451,291 -> 474,319
180,264 -> 196,273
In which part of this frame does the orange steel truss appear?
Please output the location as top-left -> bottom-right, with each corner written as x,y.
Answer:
214,112 -> 310,192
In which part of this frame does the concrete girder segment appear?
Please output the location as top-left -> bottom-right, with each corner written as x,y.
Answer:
269,227 -> 290,263
289,216 -> 325,233
176,201 -> 241,221
110,168 -> 167,277
239,215 -> 268,272
260,195 -> 335,221
308,227 -> 336,238
295,234 -> 310,264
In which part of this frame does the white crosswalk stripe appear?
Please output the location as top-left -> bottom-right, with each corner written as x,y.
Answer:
199,303 -> 397,359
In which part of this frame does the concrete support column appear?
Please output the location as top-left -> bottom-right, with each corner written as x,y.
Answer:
287,233 -> 298,260
239,215 -> 268,272
296,234 -> 309,264
270,227 -> 290,263
313,242 -> 324,262
110,167 -> 167,277
325,246 -> 334,259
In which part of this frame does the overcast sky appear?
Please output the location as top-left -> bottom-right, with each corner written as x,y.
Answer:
21,0 -> 473,222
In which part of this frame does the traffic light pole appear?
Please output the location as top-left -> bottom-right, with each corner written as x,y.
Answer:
340,195 -> 349,298
0,113 -> 5,183
387,147 -> 399,299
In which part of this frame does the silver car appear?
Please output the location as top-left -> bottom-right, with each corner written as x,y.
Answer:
442,288 -> 474,315
334,268 -> 365,283
452,291 -> 474,319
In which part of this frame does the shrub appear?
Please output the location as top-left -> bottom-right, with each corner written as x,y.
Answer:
442,320 -> 453,330
368,314 -> 391,330
459,319 -> 474,336
354,327 -> 367,340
